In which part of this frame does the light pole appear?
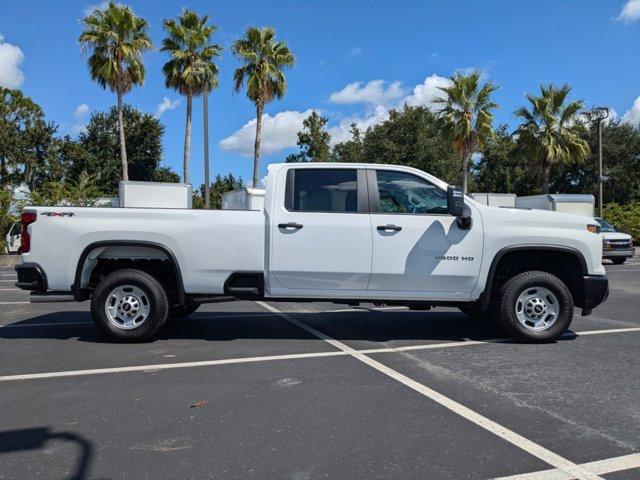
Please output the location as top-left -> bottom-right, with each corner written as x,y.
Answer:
592,107 -> 609,218
203,92 -> 210,209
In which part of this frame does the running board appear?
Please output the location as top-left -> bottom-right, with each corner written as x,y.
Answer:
30,292 -> 76,303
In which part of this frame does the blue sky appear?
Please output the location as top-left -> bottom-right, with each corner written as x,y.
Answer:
1,0 -> 639,187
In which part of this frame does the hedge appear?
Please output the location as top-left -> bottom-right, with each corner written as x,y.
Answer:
603,202 -> 640,244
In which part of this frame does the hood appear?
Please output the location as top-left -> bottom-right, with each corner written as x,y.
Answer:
601,231 -> 632,241
476,203 -> 597,229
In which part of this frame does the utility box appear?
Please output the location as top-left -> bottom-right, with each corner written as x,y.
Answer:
221,188 -> 265,211
119,181 -> 192,209
470,193 -> 517,208
516,194 -> 594,217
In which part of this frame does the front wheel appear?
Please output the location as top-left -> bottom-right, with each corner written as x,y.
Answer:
90,269 -> 169,343
496,271 -> 573,343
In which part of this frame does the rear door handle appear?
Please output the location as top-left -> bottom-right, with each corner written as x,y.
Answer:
278,222 -> 303,230
377,224 -> 402,232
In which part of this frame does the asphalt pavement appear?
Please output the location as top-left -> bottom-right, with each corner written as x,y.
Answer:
0,259 -> 639,480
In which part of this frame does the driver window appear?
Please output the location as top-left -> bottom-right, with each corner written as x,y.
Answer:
375,170 -> 448,214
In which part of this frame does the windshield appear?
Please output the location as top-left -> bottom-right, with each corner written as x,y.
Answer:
596,218 -> 617,232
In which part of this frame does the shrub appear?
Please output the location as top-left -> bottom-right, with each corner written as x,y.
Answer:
0,189 -> 17,252
603,202 -> 640,244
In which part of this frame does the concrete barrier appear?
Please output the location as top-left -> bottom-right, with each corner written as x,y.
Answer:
0,255 -> 21,267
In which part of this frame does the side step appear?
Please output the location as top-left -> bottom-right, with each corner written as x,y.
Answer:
30,292 -> 76,303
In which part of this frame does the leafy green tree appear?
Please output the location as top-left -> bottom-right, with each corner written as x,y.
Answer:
0,88 -> 59,190
232,27 -> 295,186
196,173 -> 243,209
152,166 -> 181,183
552,120 -> 640,203
357,105 -> 460,185
435,71 -> 499,193
514,83 -> 590,194
0,188 -> 16,251
286,111 -> 331,162
473,125 -> 539,195
75,105 -> 164,194
332,123 -> 365,163
79,1 -> 152,181
161,9 -> 222,184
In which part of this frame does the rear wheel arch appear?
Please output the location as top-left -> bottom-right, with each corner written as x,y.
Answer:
72,241 -> 185,305
480,245 -> 588,309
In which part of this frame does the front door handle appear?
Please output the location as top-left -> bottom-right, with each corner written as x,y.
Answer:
377,224 -> 402,232
278,222 -> 303,230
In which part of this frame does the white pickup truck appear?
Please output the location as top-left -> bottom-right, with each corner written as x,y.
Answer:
15,163 -> 608,343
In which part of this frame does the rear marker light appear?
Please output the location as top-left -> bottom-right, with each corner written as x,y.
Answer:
18,212 -> 37,254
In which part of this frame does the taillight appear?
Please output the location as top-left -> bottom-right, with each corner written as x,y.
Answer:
18,212 -> 37,254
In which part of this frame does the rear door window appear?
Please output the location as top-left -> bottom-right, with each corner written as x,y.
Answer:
287,169 -> 359,213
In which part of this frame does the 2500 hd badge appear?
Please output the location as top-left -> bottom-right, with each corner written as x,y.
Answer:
435,256 -> 475,261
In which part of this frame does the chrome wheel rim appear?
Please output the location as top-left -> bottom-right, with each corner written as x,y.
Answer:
515,286 -> 559,331
105,284 -> 150,330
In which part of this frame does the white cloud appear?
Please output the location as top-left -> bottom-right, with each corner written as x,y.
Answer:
404,74 -> 451,109
219,109 -> 314,156
329,80 -> 405,106
72,103 -> 90,134
621,95 -> 640,126
155,97 -> 181,118
83,1 -> 109,16
219,73 -> 454,156
349,46 -> 363,57
74,103 -> 90,118
0,35 -> 25,89
617,0 -> 640,23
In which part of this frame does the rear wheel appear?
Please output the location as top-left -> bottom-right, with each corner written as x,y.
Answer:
496,271 -> 573,343
610,257 -> 627,265
90,269 -> 169,342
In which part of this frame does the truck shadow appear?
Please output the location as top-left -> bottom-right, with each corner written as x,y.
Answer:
0,309 -> 578,345
0,427 -> 98,480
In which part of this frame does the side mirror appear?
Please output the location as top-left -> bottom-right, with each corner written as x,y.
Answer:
447,186 -> 464,217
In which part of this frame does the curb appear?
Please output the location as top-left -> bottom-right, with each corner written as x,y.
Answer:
0,255 -> 21,267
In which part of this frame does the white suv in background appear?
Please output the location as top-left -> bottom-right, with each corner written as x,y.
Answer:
596,217 -> 634,264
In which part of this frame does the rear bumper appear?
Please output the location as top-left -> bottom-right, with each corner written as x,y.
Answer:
582,274 -> 609,313
15,263 -> 47,292
603,249 -> 634,258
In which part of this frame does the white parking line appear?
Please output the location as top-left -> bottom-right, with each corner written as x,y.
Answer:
256,301 -> 604,480
0,302 -> 29,305
493,452 -> 640,479
0,288 -> 20,291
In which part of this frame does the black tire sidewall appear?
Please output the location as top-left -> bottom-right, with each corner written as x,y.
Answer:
498,271 -> 573,342
610,257 -> 627,265
91,269 -> 168,342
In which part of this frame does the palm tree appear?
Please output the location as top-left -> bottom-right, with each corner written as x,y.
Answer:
435,71 -> 499,193
232,27 -> 295,187
161,9 -> 222,185
79,2 -> 152,181
514,84 -> 590,194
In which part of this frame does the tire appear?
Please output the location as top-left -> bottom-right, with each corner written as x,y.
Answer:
90,269 -> 169,343
169,302 -> 199,318
458,304 -> 493,321
495,271 -> 573,343
610,257 -> 627,265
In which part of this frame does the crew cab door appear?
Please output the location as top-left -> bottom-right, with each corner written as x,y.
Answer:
268,167 -> 372,293
367,168 -> 483,298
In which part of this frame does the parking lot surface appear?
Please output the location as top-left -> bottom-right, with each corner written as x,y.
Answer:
0,260 -> 639,479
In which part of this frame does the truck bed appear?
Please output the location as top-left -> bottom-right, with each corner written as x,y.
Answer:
23,207 -> 265,294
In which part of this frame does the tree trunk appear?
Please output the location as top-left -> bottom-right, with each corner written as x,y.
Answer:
183,93 -> 193,185
461,150 -> 469,194
117,90 -> 128,181
253,100 -> 264,188
541,163 -> 551,194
